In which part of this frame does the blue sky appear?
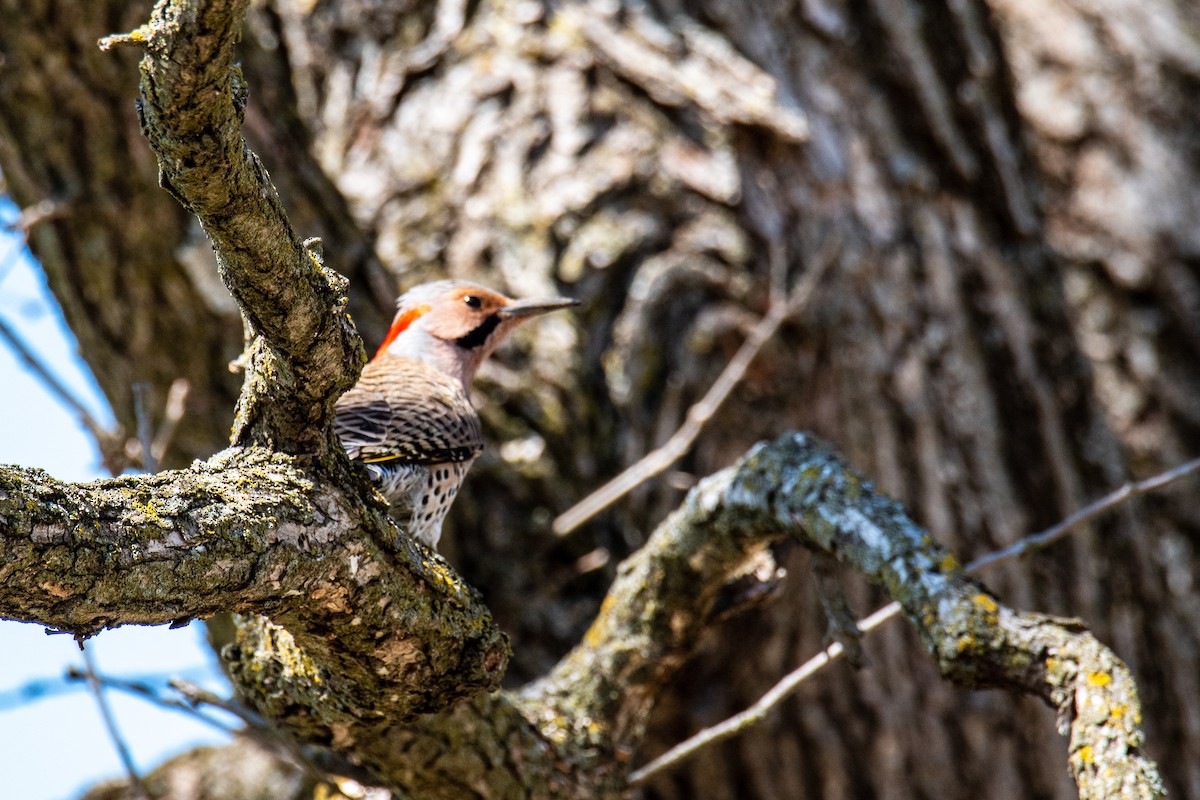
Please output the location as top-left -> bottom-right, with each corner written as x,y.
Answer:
0,198 -> 233,799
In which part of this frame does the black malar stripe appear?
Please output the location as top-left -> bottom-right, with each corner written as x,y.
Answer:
454,313 -> 501,349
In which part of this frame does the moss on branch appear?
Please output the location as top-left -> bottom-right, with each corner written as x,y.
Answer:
0,449 -> 509,734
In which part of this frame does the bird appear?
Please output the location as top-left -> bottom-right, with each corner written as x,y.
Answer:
334,279 -> 578,550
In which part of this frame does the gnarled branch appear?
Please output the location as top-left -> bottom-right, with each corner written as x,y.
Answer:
524,433 -> 1162,799
0,450 -> 508,734
117,0 -> 364,453
27,433 -> 1160,799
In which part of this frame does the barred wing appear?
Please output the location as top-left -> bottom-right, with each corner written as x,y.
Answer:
335,358 -> 484,465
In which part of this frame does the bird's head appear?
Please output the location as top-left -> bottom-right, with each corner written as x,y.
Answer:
373,279 -> 578,387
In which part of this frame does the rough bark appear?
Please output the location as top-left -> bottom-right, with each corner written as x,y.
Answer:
115,0 -> 366,455
4,429 -> 1162,797
0,448 -> 509,718
1,0 -> 1198,798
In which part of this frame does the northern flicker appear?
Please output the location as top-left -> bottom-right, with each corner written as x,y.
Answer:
335,280 -> 578,550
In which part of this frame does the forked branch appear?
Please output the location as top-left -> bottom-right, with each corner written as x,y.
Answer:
525,433 -> 1163,799
631,454 -> 1200,790
106,0 -> 364,454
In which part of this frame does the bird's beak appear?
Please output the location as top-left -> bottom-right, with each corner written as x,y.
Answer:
498,296 -> 580,319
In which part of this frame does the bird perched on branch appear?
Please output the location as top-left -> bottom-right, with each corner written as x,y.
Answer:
335,280 -> 578,550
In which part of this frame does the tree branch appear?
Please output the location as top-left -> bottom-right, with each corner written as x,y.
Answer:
524,433 -> 1163,799
630,453 -> 1200,785
0,451 -> 509,733
8,433 -> 1164,798
109,0 -> 364,454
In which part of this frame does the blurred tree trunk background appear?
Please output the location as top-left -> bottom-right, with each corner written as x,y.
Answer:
3,0 -> 1199,797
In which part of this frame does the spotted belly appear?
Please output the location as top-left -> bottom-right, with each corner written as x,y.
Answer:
365,459 -> 472,550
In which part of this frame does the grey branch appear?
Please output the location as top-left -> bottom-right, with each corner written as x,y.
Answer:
1,429 -> 1163,797
0,449 -> 508,726
529,433 -> 1163,799
631,452 -> 1200,790
121,0 -> 365,454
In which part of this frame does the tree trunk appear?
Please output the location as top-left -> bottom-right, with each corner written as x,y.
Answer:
3,0 -> 1198,797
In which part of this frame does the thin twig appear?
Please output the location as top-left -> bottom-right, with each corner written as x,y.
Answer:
80,645 -> 150,800
152,378 -> 191,465
2,665 -> 215,711
0,310 -> 191,474
168,678 -> 273,731
66,669 -> 332,786
0,674 -> 77,709
627,600 -> 901,784
554,243 -> 837,535
5,198 -> 66,232
0,313 -> 110,442
133,382 -> 157,473
0,310 -> 139,475
966,456 -> 1200,572
66,667 -> 238,735
168,679 -> 329,784
628,454 -> 1200,785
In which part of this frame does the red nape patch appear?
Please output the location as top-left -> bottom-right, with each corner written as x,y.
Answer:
374,304 -> 431,360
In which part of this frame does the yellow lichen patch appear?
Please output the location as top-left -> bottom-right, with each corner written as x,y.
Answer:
939,554 -> 960,572
956,634 -> 976,654
584,592 -> 618,647
534,711 -> 572,745
582,716 -> 608,741
1078,745 -> 1094,765
1110,704 -> 1127,720
972,593 -> 998,614
1045,656 -> 1059,672
1086,671 -> 1112,687
598,592 -> 618,615
583,616 -> 608,649
421,558 -> 468,601
252,622 -> 324,684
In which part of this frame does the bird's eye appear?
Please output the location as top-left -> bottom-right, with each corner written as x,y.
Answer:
463,295 -> 483,309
